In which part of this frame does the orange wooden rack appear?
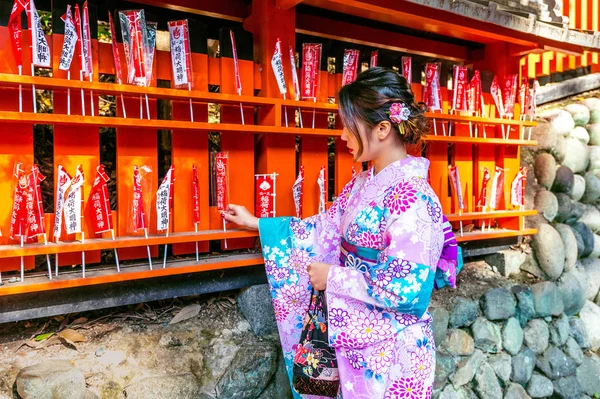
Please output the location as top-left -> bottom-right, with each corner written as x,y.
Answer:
0,0 -> 540,296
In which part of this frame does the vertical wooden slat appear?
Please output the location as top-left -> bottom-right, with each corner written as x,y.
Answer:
218,27 -> 255,248
0,26 -> 36,272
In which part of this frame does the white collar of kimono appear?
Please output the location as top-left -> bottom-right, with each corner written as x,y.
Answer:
366,155 -> 430,183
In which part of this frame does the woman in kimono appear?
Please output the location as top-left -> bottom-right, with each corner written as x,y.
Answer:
224,67 -> 460,398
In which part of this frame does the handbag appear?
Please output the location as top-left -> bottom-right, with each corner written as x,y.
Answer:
292,289 -> 340,398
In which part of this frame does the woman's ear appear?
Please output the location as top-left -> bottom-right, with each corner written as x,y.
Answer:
376,121 -> 393,140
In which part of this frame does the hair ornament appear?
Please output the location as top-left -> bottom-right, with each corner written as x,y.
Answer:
388,102 -> 411,125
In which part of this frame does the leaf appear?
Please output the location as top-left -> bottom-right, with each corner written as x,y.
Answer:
169,304 -> 201,325
71,317 -> 88,326
58,329 -> 86,343
34,332 -> 55,342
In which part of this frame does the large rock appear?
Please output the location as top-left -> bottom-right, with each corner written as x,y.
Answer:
511,347 -> 537,384
484,250 -> 526,278
472,317 -> 502,353
534,153 -> 557,190
554,193 -> 572,224
487,353 -> 512,383
548,109 -> 576,136
480,288 -> 516,321
557,271 -> 586,316
536,345 -> 578,380
569,316 -> 591,349
571,174 -> 586,201
579,301 -> 600,350
123,374 -> 202,399
552,375 -> 582,399
237,285 -> 278,337
435,352 -> 456,390
431,306 -> 450,347
442,329 -> 475,356
582,171 -> 600,204
555,224 -> 578,272
580,205 -> 600,233
502,317 -> 524,355
520,252 -> 550,280
566,103 -> 591,126
504,383 -> 532,399
581,258 -> 600,299
581,98 -> 600,124
216,343 -> 278,399
565,200 -> 585,225
590,234 -> 600,258
449,297 -> 478,328
512,285 -> 536,327
587,123 -> 600,145
526,373 -> 554,398
534,190 -> 558,222
531,123 -> 559,152
557,137 -> 590,174
439,385 -> 472,399
532,281 -> 564,317
16,360 -> 86,399
450,349 -> 485,388
473,362 -> 502,399
572,222 -> 595,258
564,337 -> 585,366
588,146 -> 600,174
531,224 -> 565,280
569,126 -> 590,144
257,353 -> 292,399
523,319 -> 550,354
576,356 -> 600,397
551,165 -> 575,194
550,314 -> 571,346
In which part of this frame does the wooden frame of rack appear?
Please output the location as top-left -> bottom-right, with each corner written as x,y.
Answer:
0,0 -> 541,297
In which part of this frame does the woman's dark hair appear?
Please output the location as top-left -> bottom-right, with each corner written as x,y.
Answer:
338,67 -> 429,156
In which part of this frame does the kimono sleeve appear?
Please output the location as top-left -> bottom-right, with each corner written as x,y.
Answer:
259,175 -> 358,266
326,194 -> 443,320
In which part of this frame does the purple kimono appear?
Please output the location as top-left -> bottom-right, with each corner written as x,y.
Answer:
258,156 -> 459,398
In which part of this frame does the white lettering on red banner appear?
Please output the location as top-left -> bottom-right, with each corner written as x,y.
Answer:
301,43 -> 322,100
192,164 -> 200,225
255,174 -> 276,218
490,76 -> 504,117
87,165 -> 113,235
289,45 -> 301,101
402,56 -> 412,83
108,12 -> 123,83
26,165 -> 47,239
452,66 -> 468,112
503,74 -> 518,117
342,49 -> 360,86
215,153 -> 229,212
132,166 -> 147,231
230,30 -> 242,95
8,0 -> 27,67
10,163 -> 28,239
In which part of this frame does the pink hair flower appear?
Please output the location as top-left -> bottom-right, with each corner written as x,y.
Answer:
388,103 -> 411,124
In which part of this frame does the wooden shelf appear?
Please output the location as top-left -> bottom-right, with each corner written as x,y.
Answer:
0,74 -> 537,129
455,228 -> 537,242
0,111 -> 337,136
0,229 -> 258,258
0,73 -> 277,107
0,112 -> 539,144
0,253 -> 264,297
425,135 -> 537,146
446,210 -> 537,222
425,112 -> 536,127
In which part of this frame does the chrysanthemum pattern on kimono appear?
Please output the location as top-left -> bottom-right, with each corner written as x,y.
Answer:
259,156 -> 450,399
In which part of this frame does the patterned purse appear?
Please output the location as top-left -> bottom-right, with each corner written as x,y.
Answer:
292,289 -> 340,398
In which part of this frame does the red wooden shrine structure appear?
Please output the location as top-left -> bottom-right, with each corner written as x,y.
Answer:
0,0 -> 595,301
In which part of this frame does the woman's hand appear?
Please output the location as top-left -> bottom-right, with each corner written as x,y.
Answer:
223,204 -> 259,230
307,262 -> 333,291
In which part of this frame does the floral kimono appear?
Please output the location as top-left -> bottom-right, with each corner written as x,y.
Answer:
258,156 -> 460,399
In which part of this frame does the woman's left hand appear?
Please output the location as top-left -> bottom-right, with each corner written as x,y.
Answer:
307,262 -> 333,291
